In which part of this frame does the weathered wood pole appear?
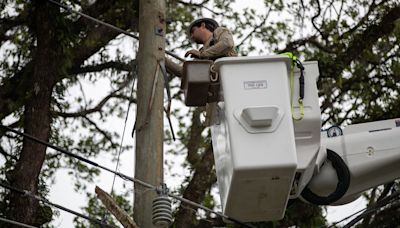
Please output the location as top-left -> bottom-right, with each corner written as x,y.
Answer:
134,0 -> 166,227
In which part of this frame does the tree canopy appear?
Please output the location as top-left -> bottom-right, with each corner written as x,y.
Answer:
0,0 -> 399,227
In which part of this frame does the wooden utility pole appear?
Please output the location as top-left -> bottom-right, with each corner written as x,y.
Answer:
135,0 -> 166,227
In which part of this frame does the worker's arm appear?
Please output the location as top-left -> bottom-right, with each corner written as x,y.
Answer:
200,27 -> 236,58
165,57 -> 183,78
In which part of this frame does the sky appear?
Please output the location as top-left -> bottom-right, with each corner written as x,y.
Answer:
0,0 -> 371,227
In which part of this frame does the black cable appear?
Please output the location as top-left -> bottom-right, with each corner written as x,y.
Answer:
295,60 -> 305,100
111,71 -> 137,194
342,190 -> 400,228
0,124 -> 153,189
0,181 -> 117,228
47,0 -> 185,62
169,193 -> 256,228
301,149 -> 351,205
0,217 -> 38,228
326,190 -> 400,228
326,208 -> 367,228
0,124 -> 254,228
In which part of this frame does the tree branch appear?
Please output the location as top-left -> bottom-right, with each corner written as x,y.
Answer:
0,12 -> 27,44
55,67 -> 135,118
0,144 -> 17,161
320,4 -> 400,80
311,0 -> 324,38
173,144 -> 217,227
279,35 -> 335,54
95,186 -> 139,228
54,92 -> 136,118
0,1 -> 139,122
69,1 -> 138,68
74,0 -> 120,28
69,60 -> 135,76
185,108 -> 206,165
83,116 -> 117,148
339,0 -> 387,39
55,92 -> 116,118
177,0 -> 223,16
237,12 -> 270,48
177,0 -> 210,6
111,94 -> 137,103
318,5 -> 400,125
336,97 -> 361,126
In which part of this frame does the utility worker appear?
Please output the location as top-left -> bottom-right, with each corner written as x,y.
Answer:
166,18 -> 237,77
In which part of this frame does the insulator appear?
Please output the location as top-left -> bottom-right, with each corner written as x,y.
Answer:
152,195 -> 172,227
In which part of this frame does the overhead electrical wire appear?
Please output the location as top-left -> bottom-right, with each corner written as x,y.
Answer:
0,217 -> 38,228
110,70 -> 137,195
326,207 -> 367,228
0,124 -> 255,228
327,190 -> 400,228
47,0 -> 186,62
0,181 -> 117,228
0,124 -> 155,190
342,190 -> 400,228
104,65 -> 137,225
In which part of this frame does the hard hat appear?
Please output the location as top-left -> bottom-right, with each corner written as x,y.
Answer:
187,18 -> 219,37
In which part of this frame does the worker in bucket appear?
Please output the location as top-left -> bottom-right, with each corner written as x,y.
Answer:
165,18 -> 237,77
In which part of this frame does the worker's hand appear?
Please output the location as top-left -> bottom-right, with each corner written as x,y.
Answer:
185,49 -> 202,59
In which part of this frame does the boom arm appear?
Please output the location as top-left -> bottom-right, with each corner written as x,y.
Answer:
303,119 -> 400,205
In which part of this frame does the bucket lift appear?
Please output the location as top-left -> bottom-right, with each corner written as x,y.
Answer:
181,55 -> 400,222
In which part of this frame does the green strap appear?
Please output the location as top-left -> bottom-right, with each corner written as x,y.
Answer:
281,52 -> 304,121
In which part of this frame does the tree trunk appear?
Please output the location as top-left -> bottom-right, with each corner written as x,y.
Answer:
134,0 -> 166,227
173,145 -> 217,227
6,1 -> 61,226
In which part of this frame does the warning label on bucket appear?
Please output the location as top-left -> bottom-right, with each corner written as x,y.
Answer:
244,80 -> 267,90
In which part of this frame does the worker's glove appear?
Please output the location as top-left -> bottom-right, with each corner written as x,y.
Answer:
185,49 -> 202,59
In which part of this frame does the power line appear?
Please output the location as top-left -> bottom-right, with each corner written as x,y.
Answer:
0,217 -> 38,228
111,68 -> 137,194
342,190 -> 400,228
327,190 -> 400,228
0,124 -> 255,228
104,66 -> 135,228
0,124 -> 155,190
47,0 -> 186,62
326,207 -> 367,228
0,181 -> 117,228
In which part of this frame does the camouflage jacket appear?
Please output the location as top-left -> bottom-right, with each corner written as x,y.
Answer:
165,26 -> 237,77
199,27 -> 237,60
